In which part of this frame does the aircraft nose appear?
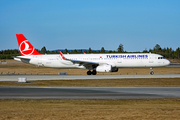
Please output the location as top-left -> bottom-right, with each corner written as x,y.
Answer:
166,60 -> 170,66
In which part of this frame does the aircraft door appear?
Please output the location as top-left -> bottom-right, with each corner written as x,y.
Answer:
149,54 -> 154,63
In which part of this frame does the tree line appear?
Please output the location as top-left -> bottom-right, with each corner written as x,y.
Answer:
0,44 -> 180,59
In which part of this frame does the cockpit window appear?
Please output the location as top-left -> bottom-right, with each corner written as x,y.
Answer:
158,57 -> 165,59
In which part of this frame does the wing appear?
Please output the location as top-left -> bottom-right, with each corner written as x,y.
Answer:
13,56 -> 31,63
58,51 -> 99,69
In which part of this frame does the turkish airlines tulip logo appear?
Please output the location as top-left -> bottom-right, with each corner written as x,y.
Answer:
20,40 -> 34,55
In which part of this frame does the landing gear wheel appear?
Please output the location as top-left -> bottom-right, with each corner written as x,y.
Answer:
87,71 -> 91,75
92,70 -> 97,75
150,68 -> 154,75
150,71 -> 154,75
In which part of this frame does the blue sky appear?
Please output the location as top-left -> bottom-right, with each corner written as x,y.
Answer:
0,0 -> 180,52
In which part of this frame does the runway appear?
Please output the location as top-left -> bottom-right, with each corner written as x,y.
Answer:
0,74 -> 180,81
0,86 -> 180,99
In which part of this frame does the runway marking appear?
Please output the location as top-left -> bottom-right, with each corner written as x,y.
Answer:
149,93 -> 180,94
41,86 -> 51,88
116,87 -> 136,88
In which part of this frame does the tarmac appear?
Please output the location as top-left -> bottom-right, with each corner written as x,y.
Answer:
0,74 -> 180,81
0,86 -> 180,99
1,74 -> 180,99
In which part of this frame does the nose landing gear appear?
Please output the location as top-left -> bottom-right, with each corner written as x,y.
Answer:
150,68 -> 154,75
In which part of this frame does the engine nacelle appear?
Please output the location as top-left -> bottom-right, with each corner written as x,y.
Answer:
111,67 -> 118,72
96,64 -> 112,72
96,65 -> 119,73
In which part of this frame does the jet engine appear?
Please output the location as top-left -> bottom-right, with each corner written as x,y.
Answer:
111,67 -> 118,72
96,64 -> 111,72
96,64 -> 118,72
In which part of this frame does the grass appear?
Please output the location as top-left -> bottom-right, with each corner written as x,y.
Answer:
0,59 -> 180,75
1,66 -> 180,75
0,99 -> 180,120
1,78 -> 180,87
1,59 -> 180,75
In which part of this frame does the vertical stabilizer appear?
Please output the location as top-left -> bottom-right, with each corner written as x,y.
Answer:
16,34 -> 41,56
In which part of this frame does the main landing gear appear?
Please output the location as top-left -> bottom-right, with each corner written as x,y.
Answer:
87,70 -> 97,75
150,68 -> 154,75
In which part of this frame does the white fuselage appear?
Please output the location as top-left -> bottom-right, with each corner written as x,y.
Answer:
15,53 -> 170,70
14,34 -> 170,75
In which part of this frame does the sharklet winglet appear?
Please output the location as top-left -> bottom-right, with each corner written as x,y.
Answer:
58,50 -> 65,59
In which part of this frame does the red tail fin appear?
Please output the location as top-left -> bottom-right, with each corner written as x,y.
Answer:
16,34 -> 41,56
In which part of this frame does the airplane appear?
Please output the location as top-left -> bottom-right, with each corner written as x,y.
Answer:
14,34 -> 170,75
